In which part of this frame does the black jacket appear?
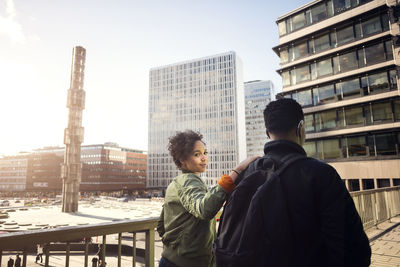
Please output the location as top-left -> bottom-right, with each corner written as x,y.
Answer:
237,140 -> 371,267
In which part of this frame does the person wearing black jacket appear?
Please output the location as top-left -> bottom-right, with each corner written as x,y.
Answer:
235,98 -> 371,267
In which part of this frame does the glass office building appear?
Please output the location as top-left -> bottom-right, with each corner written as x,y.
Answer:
147,52 -> 246,188
274,0 -> 400,191
245,80 -> 275,157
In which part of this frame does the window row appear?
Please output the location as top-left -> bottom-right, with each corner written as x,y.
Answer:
305,98 -> 400,133
278,0 -> 372,36
283,69 -> 397,107
282,39 -> 393,87
304,131 -> 400,160
279,12 -> 389,64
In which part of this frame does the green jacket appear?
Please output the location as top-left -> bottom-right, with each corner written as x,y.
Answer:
157,172 -> 227,267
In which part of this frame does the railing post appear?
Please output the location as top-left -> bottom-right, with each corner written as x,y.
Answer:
373,191 -> 378,226
22,250 -> 27,267
145,228 -> 155,267
84,238 -> 89,267
118,233 -> 122,267
45,243 -> 50,267
102,235 -> 106,265
66,242 -> 70,267
132,232 -> 136,267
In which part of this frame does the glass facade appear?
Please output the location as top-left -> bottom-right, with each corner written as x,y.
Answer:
278,12 -> 389,65
148,52 -> 246,188
283,69 -> 397,107
245,81 -> 275,157
278,0 -> 373,36
304,97 -> 400,133
304,130 -> 400,159
281,38 -> 393,87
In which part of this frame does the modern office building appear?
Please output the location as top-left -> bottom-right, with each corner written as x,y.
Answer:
80,143 -> 146,192
0,143 -> 146,192
274,0 -> 400,191
0,155 -> 28,191
148,52 -> 246,188
26,147 -> 64,192
244,80 -> 275,157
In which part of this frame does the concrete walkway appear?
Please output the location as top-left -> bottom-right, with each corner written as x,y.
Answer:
368,217 -> 400,267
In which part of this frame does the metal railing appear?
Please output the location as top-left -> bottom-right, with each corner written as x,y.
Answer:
0,217 -> 158,267
0,187 -> 399,267
351,185 -> 400,230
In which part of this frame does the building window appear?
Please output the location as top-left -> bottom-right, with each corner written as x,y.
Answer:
311,3 -> 328,23
346,136 -> 368,157
377,178 -> 390,188
282,71 -> 291,87
362,179 -> 375,189
313,84 -> 336,105
394,99 -> 400,121
290,41 -> 309,61
313,34 -> 330,53
304,141 -> 317,158
368,71 -> 389,94
385,40 -> 394,61
317,58 -> 333,77
292,65 -> 310,84
338,51 -> 358,73
292,12 -> 307,31
304,114 -> 315,132
344,106 -> 364,126
365,42 -> 385,66
278,21 -> 287,36
294,90 -> 313,107
280,48 -> 289,64
336,25 -> 355,46
375,133 -> 397,155
348,179 -> 360,191
318,139 -> 342,159
362,15 -> 382,37
337,77 -> 361,99
316,109 -> 338,131
371,101 -> 393,123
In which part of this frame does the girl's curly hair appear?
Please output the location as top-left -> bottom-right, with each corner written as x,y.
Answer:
168,130 -> 204,169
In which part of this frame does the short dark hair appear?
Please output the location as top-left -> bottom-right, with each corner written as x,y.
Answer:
263,98 -> 304,134
168,130 -> 204,169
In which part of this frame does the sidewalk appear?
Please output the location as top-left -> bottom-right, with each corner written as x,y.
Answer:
367,216 -> 400,267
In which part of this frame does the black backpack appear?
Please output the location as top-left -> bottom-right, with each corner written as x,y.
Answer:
213,153 -> 307,267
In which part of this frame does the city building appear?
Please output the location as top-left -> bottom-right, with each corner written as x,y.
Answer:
0,154 -> 28,191
26,147 -> 64,192
148,52 -> 246,188
244,80 -> 275,157
274,0 -> 400,191
80,143 -> 146,192
0,143 -> 146,192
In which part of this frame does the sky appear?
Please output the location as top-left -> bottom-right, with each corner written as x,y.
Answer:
0,0 -> 310,156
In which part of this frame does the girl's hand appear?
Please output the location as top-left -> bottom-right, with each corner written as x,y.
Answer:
229,156 -> 260,182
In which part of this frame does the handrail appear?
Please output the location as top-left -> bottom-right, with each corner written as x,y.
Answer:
350,186 -> 400,230
0,217 -> 158,267
350,185 -> 400,197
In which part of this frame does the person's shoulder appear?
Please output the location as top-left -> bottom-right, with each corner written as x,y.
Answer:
174,173 -> 204,187
303,157 -> 337,173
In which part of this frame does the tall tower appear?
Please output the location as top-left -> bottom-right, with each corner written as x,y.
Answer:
147,52 -> 246,188
61,46 -> 86,212
244,80 -> 275,157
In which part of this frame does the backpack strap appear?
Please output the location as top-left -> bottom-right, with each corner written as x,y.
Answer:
274,153 -> 308,176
